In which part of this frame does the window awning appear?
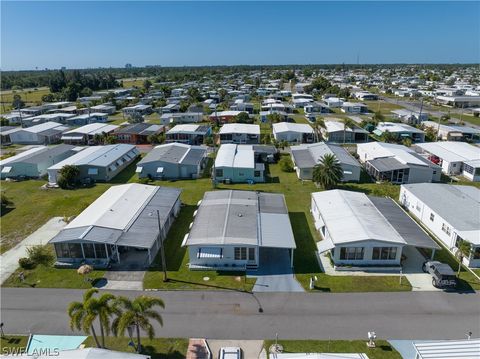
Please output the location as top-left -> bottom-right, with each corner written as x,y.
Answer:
87,168 -> 98,175
135,166 -> 143,173
156,167 -> 164,173
1,166 -> 12,173
317,237 -> 335,253
197,247 -> 223,259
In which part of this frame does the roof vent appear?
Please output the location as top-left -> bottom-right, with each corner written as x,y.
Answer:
238,213 -> 243,217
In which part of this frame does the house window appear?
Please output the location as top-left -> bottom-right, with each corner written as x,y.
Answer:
430,213 -> 435,222
234,247 -> 247,260
473,247 -> 480,260
215,169 -> 223,177
340,247 -> 364,260
248,248 -> 255,261
254,171 -> 261,177
238,172 -> 245,177
442,223 -> 451,236
372,247 -> 398,260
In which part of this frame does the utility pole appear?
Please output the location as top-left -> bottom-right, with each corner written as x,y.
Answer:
156,210 -> 168,282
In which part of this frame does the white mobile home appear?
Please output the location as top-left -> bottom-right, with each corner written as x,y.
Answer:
61,123 -> 119,145
214,144 -> 265,183
341,102 -> 368,114
218,123 -> 260,144
47,144 -> 139,184
8,122 -> 69,145
290,142 -> 361,182
312,190 -> 439,268
322,120 -> 369,143
416,141 -> 480,181
374,122 -> 425,142
183,190 -> 296,271
400,183 -> 480,268
159,112 -> 203,125
272,122 -> 314,143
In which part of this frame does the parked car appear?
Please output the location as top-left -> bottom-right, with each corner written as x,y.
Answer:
422,260 -> 457,289
219,347 -> 242,359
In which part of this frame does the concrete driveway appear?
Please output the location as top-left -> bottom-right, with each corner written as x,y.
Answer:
0,217 -> 66,284
206,339 -> 264,359
402,246 -> 442,292
248,248 -> 304,292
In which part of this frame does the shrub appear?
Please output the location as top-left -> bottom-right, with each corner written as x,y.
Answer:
19,257 -> 36,270
138,177 -> 151,184
26,245 -> 54,266
279,156 -> 294,172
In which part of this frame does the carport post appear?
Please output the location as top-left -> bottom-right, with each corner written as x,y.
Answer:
431,248 -> 436,260
291,248 -> 294,268
116,245 -> 121,264
157,210 -> 168,282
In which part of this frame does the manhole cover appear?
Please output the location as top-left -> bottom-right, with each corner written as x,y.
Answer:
203,276 -> 210,281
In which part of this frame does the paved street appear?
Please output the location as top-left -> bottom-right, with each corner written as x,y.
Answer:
1,288 -> 479,340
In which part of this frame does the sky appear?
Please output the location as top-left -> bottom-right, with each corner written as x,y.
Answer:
1,1 -> 479,70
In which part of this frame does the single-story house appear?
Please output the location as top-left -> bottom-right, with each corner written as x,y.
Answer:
47,144 -> 139,184
374,122 -> 425,142
7,122 -> 69,145
272,122 -> 314,143
218,123 -> 260,144
290,142 -> 361,182
49,183 -> 181,268
214,144 -> 267,183
312,189 -> 439,268
15,347 -> 151,359
324,97 -> 343,108
341,102 -> 368,114
292,98 -> 314,108
88,104 -> 116,115
165,124 -> 212,145
304,102 -> 330,115
413,339 -> 480,359
159,112 -> 203,125
66,113 -> 108,126
1,112 -> 24,125
136,142 -> 207,180
415,141 -> 480,181
208,110 -> 243,124
321,120 -> 369,143
182,190 -> 296,271
114,123 -> 166,144
422,121 -> 480,142
230,100 -> 254,114
400,183 -> 480,268
0,126 -> 17,145
354,91 -> 378,101
122,104 -> 153,117
161,103 -> 180,113
357,142 -> 441,184
22,113 -> 76,127
61,123 -> 119,145
0,144 -> 80,179
391,109 -> 428,125
435,95 -> 480,108
260,110 -> 289,123
19,106 -> 47,117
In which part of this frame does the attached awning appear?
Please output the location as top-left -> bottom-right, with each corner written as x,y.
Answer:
87,168 -> 98,175
135,166 -> 143,173
116,159 -> 124,166
1,166 -> 12,174
109,165 -> 117,171
317,237 -> 335,253
61,135 -> 83,140
197,247 -> 223,259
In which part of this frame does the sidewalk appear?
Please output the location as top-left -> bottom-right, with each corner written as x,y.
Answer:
0,217 -> 66,284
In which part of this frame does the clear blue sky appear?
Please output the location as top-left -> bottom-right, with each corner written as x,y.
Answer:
1,1 -> 479,70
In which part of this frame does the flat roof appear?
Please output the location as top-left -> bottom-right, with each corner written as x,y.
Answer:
273,122 -> 313,134
16,121 -> 65,134
138,143 -> 206,166
312,190 -> 406,246
358,142 -> 429,167
416,141 -> 480,163
184,190 -> 296,248
64,123 -> 118,136
48,144 -> 137,169
166,124 -> 210,134
50,184 -> 181,249
215,144 -> 255,169
291,142 -> 360,169
402,183 -> 480,242
414,338 -> 480,359
376,122 -> 425,134
219,123 -> 260,135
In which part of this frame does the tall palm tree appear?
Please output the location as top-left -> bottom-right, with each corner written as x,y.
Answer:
456,239 -> 472,276
314,118 -> 325,141
312,153 -> 343,190
113,295 -> 165,353
342,118 -> 356,144
67,288 -> 117,348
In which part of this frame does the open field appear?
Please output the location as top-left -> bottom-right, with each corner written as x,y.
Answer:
363,100 -> 404,114
264,340 -> 402,359
0,87 -> 51,113
0,335 -> 28,352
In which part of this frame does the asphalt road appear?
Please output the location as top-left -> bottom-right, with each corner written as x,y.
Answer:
1,288 -> 480,340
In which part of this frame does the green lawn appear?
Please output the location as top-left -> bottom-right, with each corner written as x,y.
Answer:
264,340 -> 402,359
0,87 -> 51,114
0,335 -> 28,352
84,337 -> 188,359
363,100 -> 404,115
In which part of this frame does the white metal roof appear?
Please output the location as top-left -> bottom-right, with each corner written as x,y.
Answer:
414,338 -> 480,359
358,142 -> 427,166
272,354 -> 369,359
18,121 -> 65,133
64,123 -> 119,135
376,122 -> 424,134
417,141 -> 480,163
219,123 -> 260,135
0,146 -> 46,166
312,190 -> 406,246
166,124 -> 200,133
215,144 -> 255,169
273,122 -> 313,134
65,183 -> 157,231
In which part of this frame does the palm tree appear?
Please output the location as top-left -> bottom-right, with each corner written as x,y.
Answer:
313,118 -> 325,141
342,118 -> 356,144
67,289 -> 117,348
312,153 -> 343,190
456,239 -> 472,276
113,295 -> 165,353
